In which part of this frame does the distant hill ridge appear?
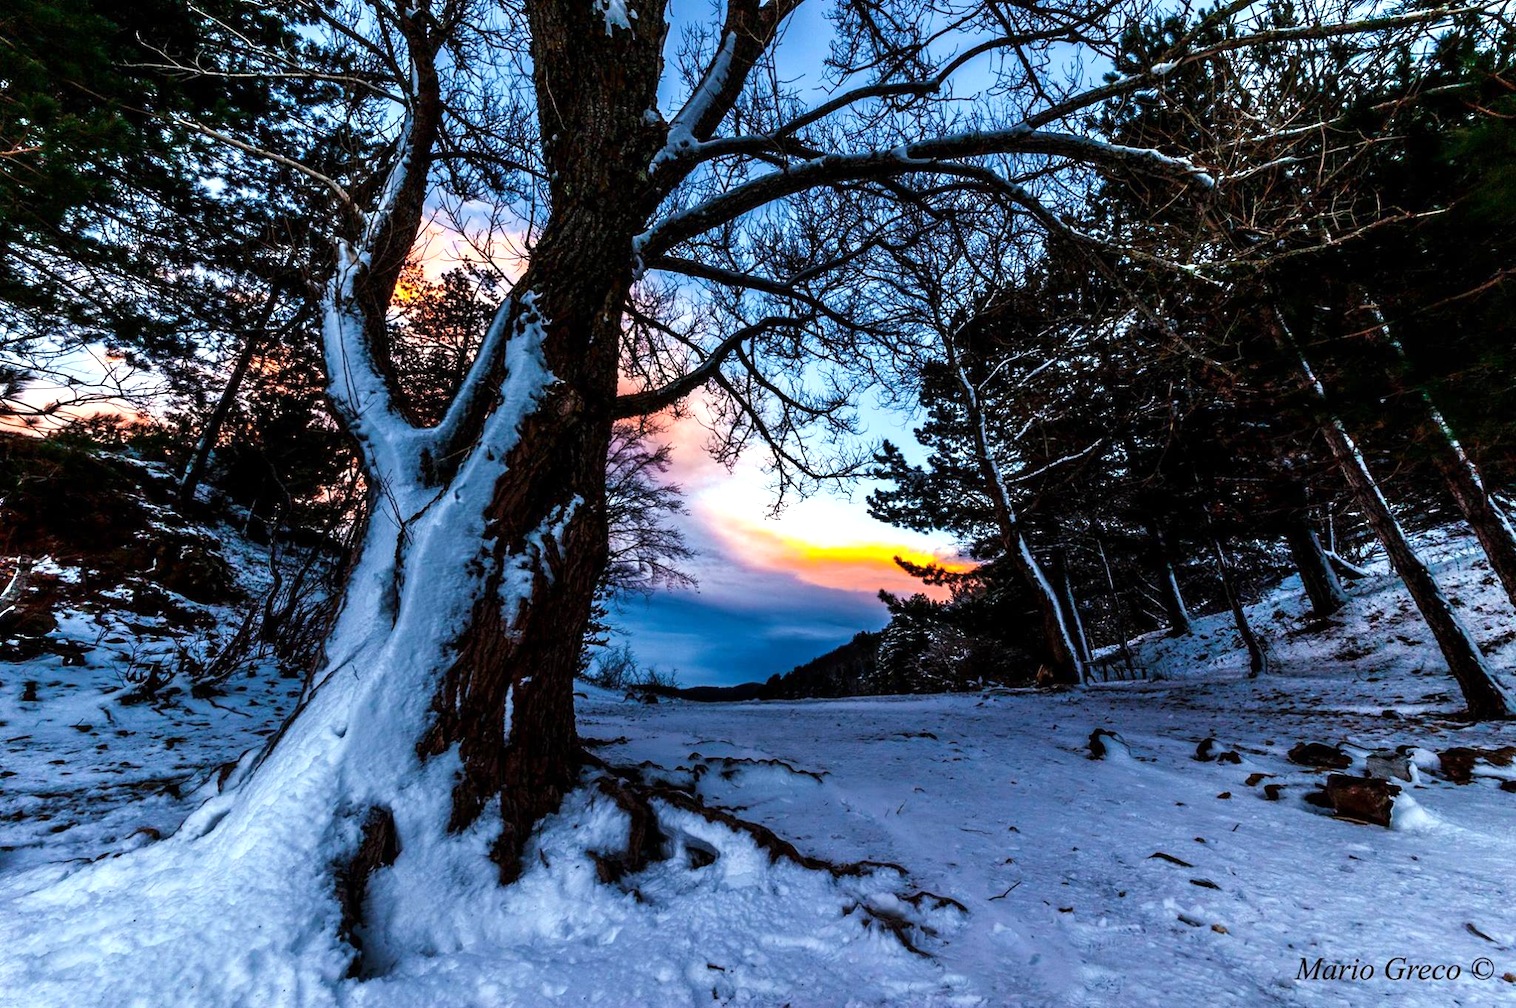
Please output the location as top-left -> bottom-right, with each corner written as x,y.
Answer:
636,630 -> 885,702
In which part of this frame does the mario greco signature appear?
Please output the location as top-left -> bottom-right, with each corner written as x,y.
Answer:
1296,957 -> 1503,982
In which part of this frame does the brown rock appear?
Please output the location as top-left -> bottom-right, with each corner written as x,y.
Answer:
1288,742 -> 1351,770
1438,746 -> 1516,785
1323,774 -> 1400,827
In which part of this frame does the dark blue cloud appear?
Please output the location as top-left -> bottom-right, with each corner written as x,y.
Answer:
611,571 -> 887,686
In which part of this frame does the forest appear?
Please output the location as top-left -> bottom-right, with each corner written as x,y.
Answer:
3,0 -> 1516,1005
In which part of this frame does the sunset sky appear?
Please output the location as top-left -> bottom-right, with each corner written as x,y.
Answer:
610,407 -> 969,687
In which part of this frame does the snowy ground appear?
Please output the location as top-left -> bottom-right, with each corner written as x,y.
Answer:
2,529 -> 1515,1006
0,538 -> 303,874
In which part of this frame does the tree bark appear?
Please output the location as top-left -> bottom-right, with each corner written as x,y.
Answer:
408,303 -> 617,876
1284,514 -> 1347,617
1270,306 -> 1513,719
408,0 -> 671,878
1427,445 -> 1516,605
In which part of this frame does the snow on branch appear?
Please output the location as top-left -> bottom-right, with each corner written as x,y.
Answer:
638,130 -> 1214,260
321,252 -> 419,493
650,3 -> 1475,189
652,0 -> 804,178
427,289 -> 520,464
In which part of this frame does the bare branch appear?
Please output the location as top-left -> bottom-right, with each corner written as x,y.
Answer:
613,315 -> 805,418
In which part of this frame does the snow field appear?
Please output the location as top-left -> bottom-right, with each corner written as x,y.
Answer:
1,527 -> 1515,1005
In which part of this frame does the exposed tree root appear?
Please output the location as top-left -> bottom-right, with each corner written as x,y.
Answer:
843,901 -> 931,956
590,775 -> 667,884
646,782 -> 908,878
579,749 -> 958,957
901,889 -> 969,914
688,753 -> 828,783
334,805 -> 400,978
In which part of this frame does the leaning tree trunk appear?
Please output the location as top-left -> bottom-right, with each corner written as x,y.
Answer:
1146,521 -> 1193,637
949,361 -> 1084,685
1355,304 -> 1516,609
1271,307 -> 1513,719
177,290 -> 282,502
1426,438 -> 1516,604
1209,530 -> 1267,677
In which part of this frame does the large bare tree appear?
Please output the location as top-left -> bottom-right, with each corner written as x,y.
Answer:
0,0 -> 1479,996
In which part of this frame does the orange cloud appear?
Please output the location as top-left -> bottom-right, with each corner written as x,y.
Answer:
710,518 -> 971,598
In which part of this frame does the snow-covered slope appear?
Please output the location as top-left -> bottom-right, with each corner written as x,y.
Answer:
0,483 -> 306,873
2,528 -> 1515,1006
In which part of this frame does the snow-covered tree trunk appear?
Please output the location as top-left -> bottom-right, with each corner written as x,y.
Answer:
172,9 -> 675,969
1147,522 -> 1193,637
1273,308 -> 1513,719
950,360 -> 1084,685
312,0 -> 669,894
1050,546 -> 1092,667
1427,434 -> 1516,605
